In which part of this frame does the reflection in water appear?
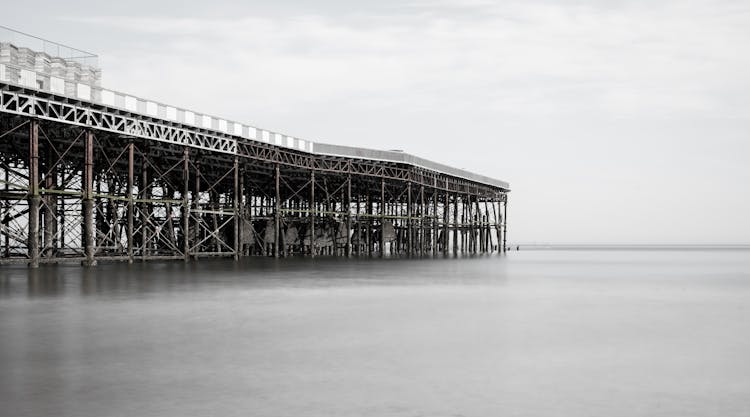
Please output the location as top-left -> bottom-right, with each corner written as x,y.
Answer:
1,251 -> 750,417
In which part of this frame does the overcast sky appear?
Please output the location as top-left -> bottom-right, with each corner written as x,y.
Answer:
4,0 -> 749,244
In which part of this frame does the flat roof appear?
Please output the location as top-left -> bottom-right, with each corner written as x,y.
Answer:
314,143 -> 510,191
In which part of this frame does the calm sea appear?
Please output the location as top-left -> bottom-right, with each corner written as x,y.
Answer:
2,249 -> 749,417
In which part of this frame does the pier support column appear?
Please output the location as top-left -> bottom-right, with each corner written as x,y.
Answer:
127,141 -> 135,263
140,153 -> 149,261
192,160 -> 200,259
345,175 -> 351,257
233,157 -> 239,260
239,167 -> 246,257
493,198 -> 501,254
442,188 -> 449,255
475,197 -> 481,254
419,185 -> 425,256
354,192 -> 362,256
452,193 -> 458,256
82,130 -> 96,266
274,164 -> 280,259
503,195 -> 508,252
310,170 -> 315,258
432,187 -> 438,256
366,194 -> 372,257
27,120 -> 40,268
181,147 -> 189,262
380,178 -> 385,258
406,182 -> 412,257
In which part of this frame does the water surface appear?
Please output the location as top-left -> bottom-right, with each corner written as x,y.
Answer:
2,250 -> 749,416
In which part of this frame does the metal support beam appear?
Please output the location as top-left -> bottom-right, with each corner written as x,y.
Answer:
503,196 -> 508,252
345,175 -> 351,257
452,193 -> 458,256
432,187 -> 438,256
310,169 -> 315,258
419,185 -> 425,255
442,180 -> 448,255
407,182 -> 412,257
82,130 -> 96,266
380,177 -> 385,258
27,120 -> 39,268
233,157 -> 239,260
274,163 -> 280,258
182,147 -> 189,262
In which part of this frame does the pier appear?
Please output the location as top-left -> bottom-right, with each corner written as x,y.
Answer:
0,27 -> 509,266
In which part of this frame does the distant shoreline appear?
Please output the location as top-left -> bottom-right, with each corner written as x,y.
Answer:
510,244 -> 750,251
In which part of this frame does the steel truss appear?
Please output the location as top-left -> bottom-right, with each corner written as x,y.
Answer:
1,83 -> 508,266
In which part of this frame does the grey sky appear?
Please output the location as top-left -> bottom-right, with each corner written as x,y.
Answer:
4,0 -> 749,244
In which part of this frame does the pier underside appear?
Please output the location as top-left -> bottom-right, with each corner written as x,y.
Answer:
0,85 -> 508,266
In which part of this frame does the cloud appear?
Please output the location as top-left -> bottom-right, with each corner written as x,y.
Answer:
64,0 -> 750,124
56,1 -> 750,243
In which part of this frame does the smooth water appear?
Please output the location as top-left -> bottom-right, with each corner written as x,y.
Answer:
1,250 -> 749,417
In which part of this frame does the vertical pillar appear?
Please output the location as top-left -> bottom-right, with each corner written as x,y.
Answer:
493,198 -> 501,253
475,197 -> 481,254
355,193 -> 360,255
380,178 -> 385,258
274,164 -> 280,258
442,187 -> 449,255
420,185 -> 426,255
239,168 -> 245,257
310,169 -> 315,257
27,120 -> 40,268
345,175 -> 351,257
503,195 -> 508,252
128,142 -> 135,263
233,157 -> 239,260
430,190 -> 434,254
182,147 -> 189,262
140,153 -> 149,261
366,194 -> 372,256
406,182 -> 412,257
452,193 -> 458,255
484,199 -> 494,253
3,166 -> 9,258
82,130 -> 96,266
192,159 -> 200,259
